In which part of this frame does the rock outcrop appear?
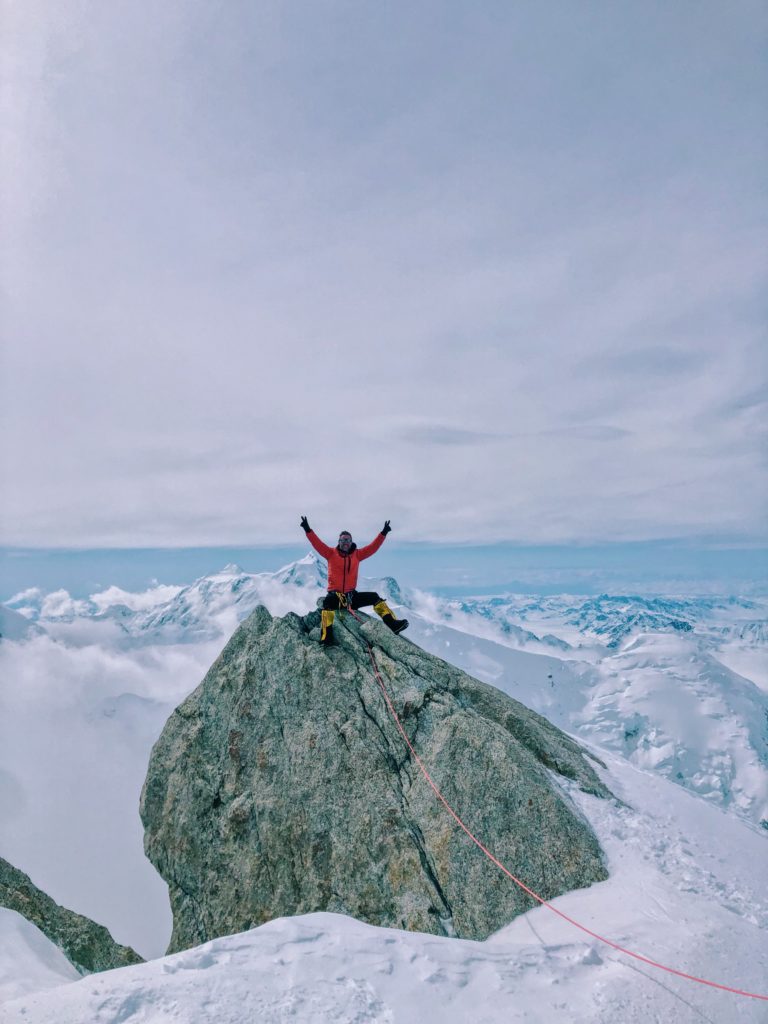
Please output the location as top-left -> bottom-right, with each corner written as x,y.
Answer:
141,605 -> 611,953
0,856 -> 143,973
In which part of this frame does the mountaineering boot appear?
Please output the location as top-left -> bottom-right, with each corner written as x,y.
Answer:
320,609 -> 336,646
373,600 -> 409,635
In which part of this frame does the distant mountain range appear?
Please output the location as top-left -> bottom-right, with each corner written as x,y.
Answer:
7,554 -> 765,653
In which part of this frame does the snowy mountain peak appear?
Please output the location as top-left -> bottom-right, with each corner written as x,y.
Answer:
271,553 -> 328,587
215,563 -> 245,577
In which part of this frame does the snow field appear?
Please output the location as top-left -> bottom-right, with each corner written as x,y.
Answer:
0,910 -> 79,1004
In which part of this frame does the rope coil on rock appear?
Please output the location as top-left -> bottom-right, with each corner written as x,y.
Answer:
343,606 -> 768,1003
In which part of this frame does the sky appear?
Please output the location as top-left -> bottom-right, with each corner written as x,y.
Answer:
1,1 -> 766,548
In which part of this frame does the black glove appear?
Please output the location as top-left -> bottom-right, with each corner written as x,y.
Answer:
381,520 -> 391,536
300,515 -> 311,534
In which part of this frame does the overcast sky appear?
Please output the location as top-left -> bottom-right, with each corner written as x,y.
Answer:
2,1 -> 766,548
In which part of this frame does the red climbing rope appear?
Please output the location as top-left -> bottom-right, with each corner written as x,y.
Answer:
345,606 -> 768,1003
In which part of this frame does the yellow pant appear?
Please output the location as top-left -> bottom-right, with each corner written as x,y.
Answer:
321,609 -> 335,640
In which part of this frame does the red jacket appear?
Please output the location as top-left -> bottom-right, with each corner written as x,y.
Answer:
306,530 -> 386,592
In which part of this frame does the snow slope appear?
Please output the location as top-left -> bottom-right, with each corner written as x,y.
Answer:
2,754 -> 766,1023
0,910 -> 79,1004
406,616 -> 768,829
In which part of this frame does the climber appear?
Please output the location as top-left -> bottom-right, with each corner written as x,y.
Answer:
300,516 -> 409,646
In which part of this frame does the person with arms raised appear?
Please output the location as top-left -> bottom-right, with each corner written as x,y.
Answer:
300,516 -> 408,646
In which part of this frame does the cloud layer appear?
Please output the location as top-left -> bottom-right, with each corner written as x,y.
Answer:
2,1 -> 765,545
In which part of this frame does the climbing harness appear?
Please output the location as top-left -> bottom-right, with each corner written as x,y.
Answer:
342,604 -> 768,1004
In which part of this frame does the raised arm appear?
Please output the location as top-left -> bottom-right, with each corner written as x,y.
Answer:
300,515 -> 334,559
307,530 -> 334,559
357,520 -> 391,560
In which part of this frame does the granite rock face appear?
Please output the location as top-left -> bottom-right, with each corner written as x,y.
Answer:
141,606 -> 611,953
0,856 -> 143,973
